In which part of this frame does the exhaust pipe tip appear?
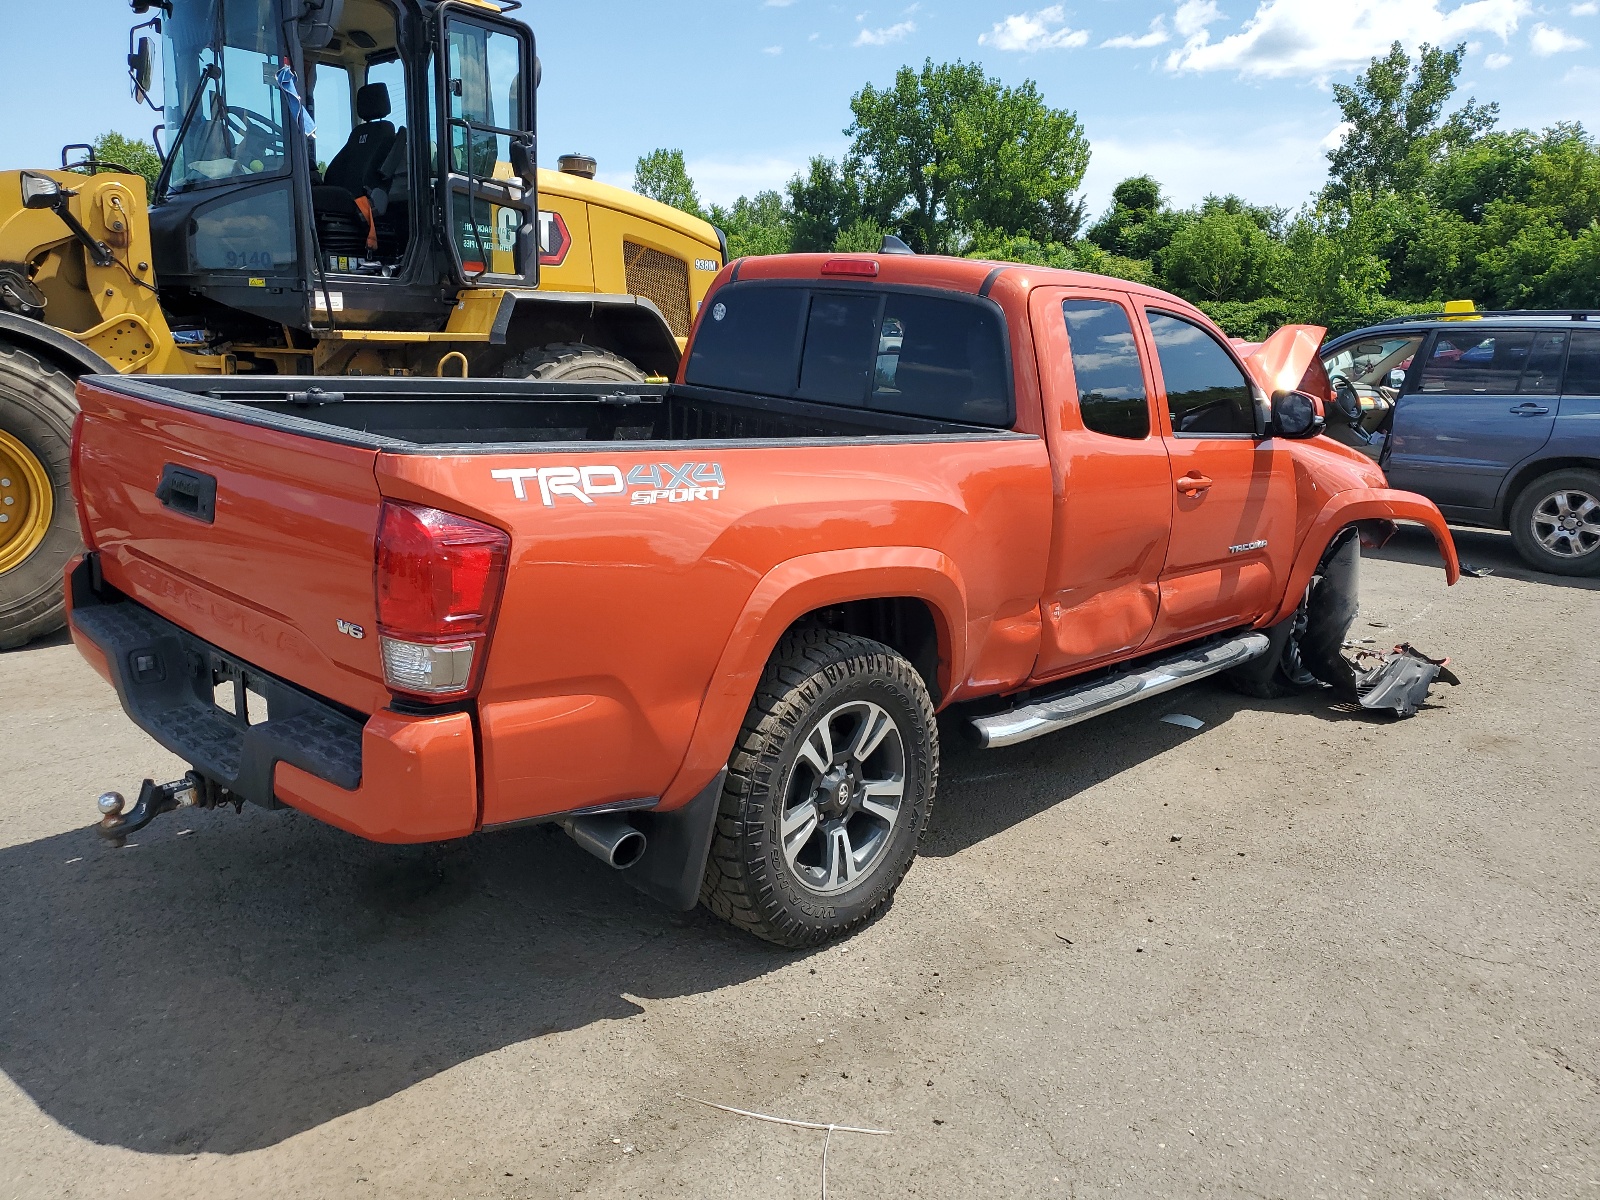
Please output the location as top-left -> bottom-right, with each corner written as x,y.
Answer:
562,814 -> 647,870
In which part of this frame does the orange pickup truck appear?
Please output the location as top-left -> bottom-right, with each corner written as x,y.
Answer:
66,252 -> 1460,946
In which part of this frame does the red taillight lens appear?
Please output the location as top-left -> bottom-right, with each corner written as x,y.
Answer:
821,257 -> 880,277
375,501 -> 509,699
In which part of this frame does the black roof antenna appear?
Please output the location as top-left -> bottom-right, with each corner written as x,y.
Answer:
879,234 -> 915,255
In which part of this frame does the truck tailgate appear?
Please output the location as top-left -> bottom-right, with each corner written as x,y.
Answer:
73,379 -> 389,715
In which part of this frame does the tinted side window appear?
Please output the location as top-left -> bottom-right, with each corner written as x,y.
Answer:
684,286 -> 807,395
1146,311 -> 1255,435
798,293 -> 881,404
1417,331 -> 1536,395
1566,329 -> 1600,396
1061,300 -> 1148,440
1519,331 -> 1569,393
870,293 -> 1010,426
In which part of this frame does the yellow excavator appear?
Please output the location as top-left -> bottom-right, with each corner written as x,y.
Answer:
0,0 -> 725,648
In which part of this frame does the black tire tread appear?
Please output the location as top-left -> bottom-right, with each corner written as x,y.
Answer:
500,342 -> 647,382
700,628 -> 938,948
0,341 -> 80,651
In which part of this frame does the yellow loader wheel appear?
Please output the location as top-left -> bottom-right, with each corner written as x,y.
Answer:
0,343 -> 80,651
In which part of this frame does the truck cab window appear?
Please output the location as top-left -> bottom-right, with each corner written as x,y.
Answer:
1061,300 -> 1149,440
1147,311 -> 1255,436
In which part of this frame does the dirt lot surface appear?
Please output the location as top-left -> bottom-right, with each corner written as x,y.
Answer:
1,526 -> 1597,1199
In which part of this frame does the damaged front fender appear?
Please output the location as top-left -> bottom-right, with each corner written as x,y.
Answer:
1267,488 -> 1460,630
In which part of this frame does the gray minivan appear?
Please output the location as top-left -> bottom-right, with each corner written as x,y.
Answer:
1319,312 -> 1600,576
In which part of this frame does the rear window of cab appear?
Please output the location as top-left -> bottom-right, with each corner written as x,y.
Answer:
684,282 -> 1013,428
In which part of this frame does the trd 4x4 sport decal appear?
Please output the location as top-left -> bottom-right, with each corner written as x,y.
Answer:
492,462 -> 726,507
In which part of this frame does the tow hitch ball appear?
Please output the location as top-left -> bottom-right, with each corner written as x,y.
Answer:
96,771 -> 234,847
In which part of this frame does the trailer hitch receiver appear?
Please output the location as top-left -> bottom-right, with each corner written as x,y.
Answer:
96,771 -> 237,846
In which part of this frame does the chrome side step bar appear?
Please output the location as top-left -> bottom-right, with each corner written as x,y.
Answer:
969,632 -> 1271,749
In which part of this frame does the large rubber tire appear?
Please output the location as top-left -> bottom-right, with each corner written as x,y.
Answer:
700,629 -> 939,948
1508,468 -> 1600,577
0,344 -> 80,651
500,343 -> 648,382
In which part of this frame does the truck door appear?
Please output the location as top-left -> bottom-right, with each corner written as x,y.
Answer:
1027,288 -> 1173,679
1141,307 -> 1294,644
1386,328 -> 1565,518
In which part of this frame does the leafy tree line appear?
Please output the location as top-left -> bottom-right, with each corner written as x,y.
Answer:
638,45 -> 1600,338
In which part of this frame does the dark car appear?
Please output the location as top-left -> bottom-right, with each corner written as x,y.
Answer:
1320,308 -> 1600,576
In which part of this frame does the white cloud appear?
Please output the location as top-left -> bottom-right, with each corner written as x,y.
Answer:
1485,50 -> 1513,66
763,44 -> 784,54
1165,0 -> 1531,79
1571,2 -> 1598,15
1102,16 -> 1170,48
1319,121 -> 1353,151
1531,22 -> 1588,53
1174,0 -> 1223,39
855,19 -> 915,46
979,6 -> 1091,52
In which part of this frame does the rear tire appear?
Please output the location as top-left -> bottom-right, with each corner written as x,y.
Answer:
700,629 -> 938,948
0,344 -> 80,651
500,343 -> 648,382
1508,468 -> 1600,577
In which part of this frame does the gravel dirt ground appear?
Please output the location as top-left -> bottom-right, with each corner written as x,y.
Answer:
1,526 -> 1596,1199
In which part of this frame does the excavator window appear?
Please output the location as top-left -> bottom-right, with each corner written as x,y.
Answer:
160,0 -> 289,192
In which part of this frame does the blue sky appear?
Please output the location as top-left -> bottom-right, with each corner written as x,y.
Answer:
3,0 -> 1597,219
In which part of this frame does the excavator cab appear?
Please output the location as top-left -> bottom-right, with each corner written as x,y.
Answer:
141,0 -> 537,336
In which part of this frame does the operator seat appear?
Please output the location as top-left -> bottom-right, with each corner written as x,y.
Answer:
313,83 -> 397,257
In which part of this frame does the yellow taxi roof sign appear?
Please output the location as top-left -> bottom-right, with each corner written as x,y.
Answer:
1442,299 -> 1479,320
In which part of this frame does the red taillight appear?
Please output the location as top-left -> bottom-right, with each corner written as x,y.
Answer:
69,409 -> 94,550
821,257 -> 880,277
375,501 -> 509,699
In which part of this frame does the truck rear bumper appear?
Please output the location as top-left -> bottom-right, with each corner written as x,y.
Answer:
66,555 -> 479,843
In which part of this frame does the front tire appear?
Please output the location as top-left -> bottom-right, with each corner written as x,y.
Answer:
0,344 -> 80,650
1508,468 -> 1600,577
700,629 -> 939,948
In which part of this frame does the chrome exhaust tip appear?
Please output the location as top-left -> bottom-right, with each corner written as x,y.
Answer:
561,814 -> 647,870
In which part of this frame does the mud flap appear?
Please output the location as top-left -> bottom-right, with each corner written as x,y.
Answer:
622,767 -> 729,911
1296,530 -> 1460,717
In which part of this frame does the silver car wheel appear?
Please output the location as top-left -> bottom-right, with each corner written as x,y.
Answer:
779,700 -> 906,896
1531,488 -> 1600,559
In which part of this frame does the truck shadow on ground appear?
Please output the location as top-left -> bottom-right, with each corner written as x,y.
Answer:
1372,523 -> 1600,592
0,675 -> 1378,1156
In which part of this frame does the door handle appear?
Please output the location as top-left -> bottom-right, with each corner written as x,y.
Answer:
1176,473 -> 1213,495
1509,403 -> 1550,415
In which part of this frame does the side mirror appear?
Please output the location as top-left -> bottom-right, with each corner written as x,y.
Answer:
1387,367 -> 1405,390
20,172 -> 63,211
1270,389 -> 1326,439
509,137 -> 536,189
129,36 -> 155,104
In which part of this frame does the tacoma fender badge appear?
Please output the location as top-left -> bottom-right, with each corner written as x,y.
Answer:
1228,539 -> 1269,555
336,619 -> 366,639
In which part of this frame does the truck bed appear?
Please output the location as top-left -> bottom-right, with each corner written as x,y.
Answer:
97,375 -> 1006,450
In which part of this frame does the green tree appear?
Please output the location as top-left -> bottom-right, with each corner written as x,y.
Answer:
707,190 -> 793,258
845,59 -> 1090,253
633,148 -> 703,218
1159,207 -> 1279,302
77,131 -> 163,195
1086,175 -> 1193,261
787,156 -> 869,252
1325,41 -> 1497,203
